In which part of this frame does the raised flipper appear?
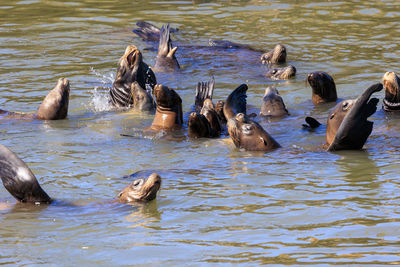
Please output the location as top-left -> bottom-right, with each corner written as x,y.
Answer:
327,83 -> 383,151
133,21 -> 178,42
302,116 -> 321,129
153,24 -> 180,72
223,84 -> 248,121
194,77 -> 215,111
0,144 -> 51,203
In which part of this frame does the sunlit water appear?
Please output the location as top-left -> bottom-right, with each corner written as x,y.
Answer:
1,0 -> 400,265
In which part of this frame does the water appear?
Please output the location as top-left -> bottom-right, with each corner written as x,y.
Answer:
1,0 -> 400,265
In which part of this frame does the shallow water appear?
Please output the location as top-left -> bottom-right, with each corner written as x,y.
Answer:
1,0 -> 400,265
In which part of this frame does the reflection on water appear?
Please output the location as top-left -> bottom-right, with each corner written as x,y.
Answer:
1,0 -> 400,265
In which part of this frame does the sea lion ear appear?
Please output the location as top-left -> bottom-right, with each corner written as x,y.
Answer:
167,46 -> 178,58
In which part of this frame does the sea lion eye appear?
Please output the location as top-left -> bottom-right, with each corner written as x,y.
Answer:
342,101 -> 350,110
272,69 -> 277,74
133,179 -> 143,187
330,113 -> 335,119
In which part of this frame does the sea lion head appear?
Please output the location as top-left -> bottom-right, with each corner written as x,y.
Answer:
215,100 -> 226,124
382,71 -> 400,111
116,45 -> 143,83
260,86 -> 288,117
307,71 -> 337,104
36,78 -> 70,120
326,99 -> 355,145
118,173 -> 161,203
153,24 -> 180,72
265,65 -> 296,80
260,44 -> 287,64
131,82 -> 155,112
326,83 -> 382,151
227,113 -> 280,151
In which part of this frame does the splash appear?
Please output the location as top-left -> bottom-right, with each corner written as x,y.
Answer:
87,67 -> 115,112
88,86 -> 113,112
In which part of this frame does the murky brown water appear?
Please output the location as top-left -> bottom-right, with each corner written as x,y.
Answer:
1,0 -> 400,265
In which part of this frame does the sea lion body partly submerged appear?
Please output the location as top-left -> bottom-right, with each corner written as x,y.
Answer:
265,65 -> 296,80
260,87 -> 289,117
0,144 -> 161,205
153,24 -> 180,73
188,78 -> 221,138
150,84 -> 183,131
382,71 -> 400,111
109,45 -> 157,108
227,113 -> 280,151
326,83 -> 382,151
307,71 -> 337,104
0,78 -> 70,121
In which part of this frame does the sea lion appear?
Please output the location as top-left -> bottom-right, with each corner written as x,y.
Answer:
131,82 -> 155,112
132,21 -> 178,42
326,83 -> 382,151
188,78 -> 221,138
227,113 -> 280,151
0,78 -> 70,120
150,84 -> 183,130
382,71 -> 400,111
109,45 -> 157,108
307,71 -> 337,104
260,44 -> 287,65
223,84 -> 248,121
265,65 -> 296,80
260,87 -> 289,117
0,144 -> 161,204
215,100 -> 226,125
153,24 -> 180,72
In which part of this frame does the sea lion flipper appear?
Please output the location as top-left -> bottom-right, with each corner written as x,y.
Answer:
0,144 -> 51,203
327,83 -> 382,151
302,116 -> 321,129
194,77 -> 215,110
158,24 -> 172,57
223,84 -> 248,120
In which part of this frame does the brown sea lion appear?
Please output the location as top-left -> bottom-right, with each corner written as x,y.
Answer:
153,24 -> 180,72
131,82 -> 155,112
110,45 -> 157,108
265,65 -> 296,80
260,87 -> 289,117
215,100 -> 226,125
326,83 -> 382,151
150,84 -> 183,130
260,44 -> 287,65
0,78 -> 70,120
382,71 -> 400,111
307,71 -> 337,104
223,84 -> 248,121
227,113 -> 280,151
188,78 -> 221,138
0,144 -> 161,204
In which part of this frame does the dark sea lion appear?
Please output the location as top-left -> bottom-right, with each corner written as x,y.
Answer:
382,71 -> 400,111
132,21 -> 178,42
188,78 -> 221,138
260,87 -> 289,117
150,84 -> 183,130
307,71 -> 337,104
131,82 -> 155,112
227,113 -> 280,151
223,84 -> 248,121
0,78 -> 70,120
265,65 -> 296,80
0,144 -> 161,204
260,44 -> 287,65
110,45 -> 157,108
326,83 -> 382,151
153,24 -> 180,72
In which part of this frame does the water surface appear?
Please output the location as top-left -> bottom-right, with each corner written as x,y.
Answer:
1,0 -> 400,265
